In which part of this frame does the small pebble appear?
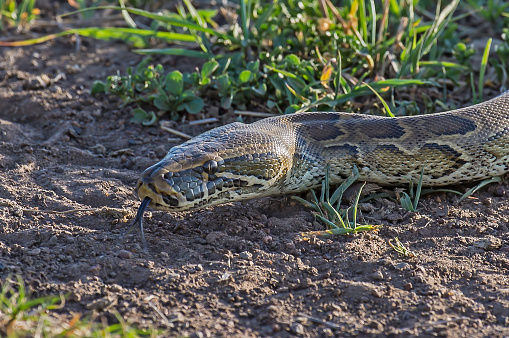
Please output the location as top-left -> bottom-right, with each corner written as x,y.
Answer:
118,250 -> 132,259
28,248 -> 41,256
319,327 -> 334,336
368,320 -> 383,330
239,251 -> 253,260
394,262 -> 410,271
494,186 -> 505,196
109,284 -> 122,292
463,271 -> 473,279
372,270 -> 384,281
403,282 -> 413,291
290,323 -> 305,335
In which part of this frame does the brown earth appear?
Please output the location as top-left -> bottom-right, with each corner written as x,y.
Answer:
1,23 -> 509,338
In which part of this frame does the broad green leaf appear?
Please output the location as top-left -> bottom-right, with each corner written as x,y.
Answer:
216,74 -> 230,95
90,80 -> 106,95
153,94 -> 171,110
184,96 -> 204,114
284,54 -> 301,66
131,108 -> 157,125
165,71 -> 183,96
201,60 -> 219,80
239,70 -> 253,83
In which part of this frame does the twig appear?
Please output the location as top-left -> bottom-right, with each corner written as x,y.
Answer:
160,122 -> 193,140
188,117 -> 219,125
234,110 -> 278,118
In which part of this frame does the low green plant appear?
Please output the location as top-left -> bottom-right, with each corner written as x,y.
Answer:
0,275 -> 158,337
399,167 -> 425,212
389,237 -> 416,257
293,165 -> 379,236
0,0 -> 38,31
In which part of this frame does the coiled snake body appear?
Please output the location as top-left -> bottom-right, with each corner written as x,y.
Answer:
137,92 -> 509,211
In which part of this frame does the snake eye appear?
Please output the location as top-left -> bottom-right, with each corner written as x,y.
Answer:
203,160 -> 218,174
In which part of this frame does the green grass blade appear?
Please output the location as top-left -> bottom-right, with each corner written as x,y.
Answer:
352,182 -> 366,228
418,60 -> 469,69
134,48 -> 209,58
478,37 -> 492,102
413,167 -> 425,210
59,6 -> 236,41
363,81 -> 395,117
291,196 -> 321,213
459,176 -> 502,202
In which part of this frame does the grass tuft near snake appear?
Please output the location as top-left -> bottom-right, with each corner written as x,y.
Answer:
135,92 -> 509,214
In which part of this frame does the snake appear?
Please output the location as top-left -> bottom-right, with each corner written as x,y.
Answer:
136,91 -> 509,212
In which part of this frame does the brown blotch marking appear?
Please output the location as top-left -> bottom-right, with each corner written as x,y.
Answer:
325,144 -> 358,157
427,115 -> 477,136
418,143 -> 466,178
293,113 -> 345,141
485,128 -> 509,159
360,119 -> 406,139
368,143 -> 465,177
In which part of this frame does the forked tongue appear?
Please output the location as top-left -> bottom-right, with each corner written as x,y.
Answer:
132,197 -> 151,251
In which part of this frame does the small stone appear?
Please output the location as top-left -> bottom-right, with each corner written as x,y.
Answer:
118,250 -> 132,259
109,284 -> 122,292
195,264 -> 204,271
28,248 -> 41,256
319,327 -> 334,336
394,262 -> 410,271
239,251 -> 253,260
290,323 -> 305,335
482,198 -> 492,206
372,270 -> 384,281
368,320 -> 383,330
494,186 -> 505,196
154,145 -> 167,158
463,271 -> 473,279
403,282 -> 413,291
472,236 -> 502,250
263,235 -> 273,244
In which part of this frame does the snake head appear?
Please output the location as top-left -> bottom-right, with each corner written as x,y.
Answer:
136,122 -> 294,211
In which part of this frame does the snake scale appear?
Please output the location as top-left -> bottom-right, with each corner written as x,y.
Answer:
136,91 -> 509,212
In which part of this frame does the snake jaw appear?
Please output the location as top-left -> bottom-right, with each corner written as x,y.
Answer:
136,169 -> 187,210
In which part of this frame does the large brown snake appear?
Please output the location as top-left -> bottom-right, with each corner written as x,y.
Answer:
136,91 -> 509,213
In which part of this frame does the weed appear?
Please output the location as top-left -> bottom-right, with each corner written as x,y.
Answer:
389,237 -> 416,257
0,275 -> 159,337
0,0 -> 39,31
293,165 -> 380,236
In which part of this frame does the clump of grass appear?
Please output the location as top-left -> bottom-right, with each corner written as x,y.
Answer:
389,237 -> 416,258
0,0 -> 39,31
293,165 -> 380,237
0,275 -> 158,337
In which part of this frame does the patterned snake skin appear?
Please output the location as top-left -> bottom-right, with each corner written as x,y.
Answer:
136,91 -> 509,211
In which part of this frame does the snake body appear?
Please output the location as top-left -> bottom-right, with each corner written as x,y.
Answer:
137,92 -> 509,211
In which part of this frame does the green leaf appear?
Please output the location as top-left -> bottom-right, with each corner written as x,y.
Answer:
165,71 -> 183,96
90,80 -> 106,95
284,54 -> 301,66
153,93 -> 171,110
239,70 -> 253,84
216,74 -> 230,95
221,94 -> 232,109
131,108 -> 157,125
252,83 -> 267,95
246,60 -> 260,73
184,96 -> 204,114
400,192 -> 415,211
202,60 -> 219,80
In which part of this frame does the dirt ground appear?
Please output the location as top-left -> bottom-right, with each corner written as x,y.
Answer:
1,20 -> 509,338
